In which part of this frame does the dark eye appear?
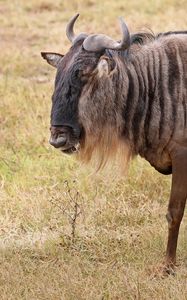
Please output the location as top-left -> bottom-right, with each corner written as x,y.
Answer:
74,69 -> 80,77
71,85 -> 78,95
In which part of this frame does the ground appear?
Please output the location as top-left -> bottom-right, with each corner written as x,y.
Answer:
0,0 -> 187,299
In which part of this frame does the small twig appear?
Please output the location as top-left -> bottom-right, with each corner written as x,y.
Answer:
49,180 -> 83,243
71,201 -> 81,242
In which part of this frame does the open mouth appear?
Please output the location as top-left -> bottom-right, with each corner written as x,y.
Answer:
60,143 -> 80,154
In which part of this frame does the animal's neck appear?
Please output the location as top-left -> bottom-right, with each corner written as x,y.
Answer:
120,44 -> 171,157
121,50 -> 159,156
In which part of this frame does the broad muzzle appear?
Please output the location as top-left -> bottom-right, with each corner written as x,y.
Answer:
49,125 -> 80,154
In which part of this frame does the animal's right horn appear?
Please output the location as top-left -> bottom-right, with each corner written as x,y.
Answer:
66,13 -> 79,43
83,17 -> 130,52
66,13 -> 88,44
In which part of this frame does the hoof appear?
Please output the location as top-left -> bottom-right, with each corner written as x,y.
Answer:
148,262 -> 176,278
163,264 -> 175,276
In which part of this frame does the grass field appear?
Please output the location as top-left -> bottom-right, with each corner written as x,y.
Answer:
0,0 -> 187,299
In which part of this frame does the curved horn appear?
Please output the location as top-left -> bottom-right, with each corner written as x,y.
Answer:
118,17 -> 130,49
66,13 -> 80,43
66,13 -> 88,44
83,17 -> 130,52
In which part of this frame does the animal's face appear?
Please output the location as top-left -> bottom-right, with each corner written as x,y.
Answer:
42,43 -> 108,154
41,14 -> 130,156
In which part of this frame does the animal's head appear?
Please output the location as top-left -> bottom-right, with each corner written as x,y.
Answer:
41,14 -> 131,166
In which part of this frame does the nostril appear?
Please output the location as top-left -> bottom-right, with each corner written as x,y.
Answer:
49,136 -> 67,148
57,136 -> 67,147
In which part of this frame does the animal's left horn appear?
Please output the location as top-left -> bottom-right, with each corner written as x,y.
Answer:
83,17 -> 130,52
118,17 -> 130,50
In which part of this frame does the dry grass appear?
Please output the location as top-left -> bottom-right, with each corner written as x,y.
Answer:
0,0 -> 187,299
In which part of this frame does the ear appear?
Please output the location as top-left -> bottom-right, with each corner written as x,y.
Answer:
97,58 -> 109,78
41,52 -> 64,68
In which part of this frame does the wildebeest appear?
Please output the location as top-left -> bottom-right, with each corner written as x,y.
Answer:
41,14 -> 187,271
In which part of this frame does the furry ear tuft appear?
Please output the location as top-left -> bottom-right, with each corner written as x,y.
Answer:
97,58 -> 109,77
41,52 -> 64,68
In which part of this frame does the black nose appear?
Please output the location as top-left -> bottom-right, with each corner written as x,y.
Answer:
49,136 -> 67,148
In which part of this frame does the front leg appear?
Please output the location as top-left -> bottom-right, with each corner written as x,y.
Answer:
165,148 -> 187,268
